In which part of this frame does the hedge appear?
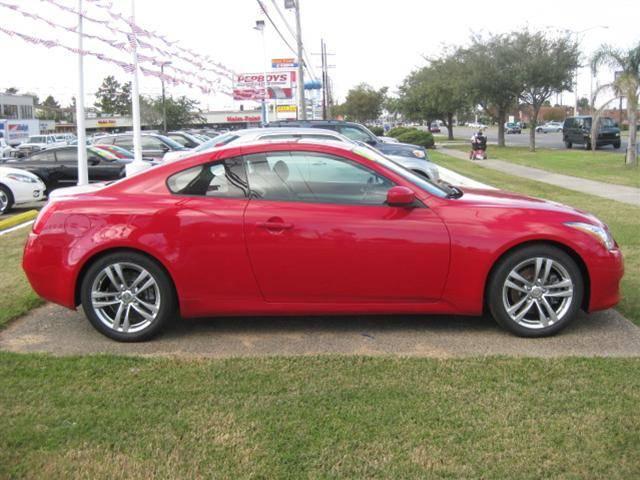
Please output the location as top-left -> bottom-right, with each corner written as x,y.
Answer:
396,129 -> 435,149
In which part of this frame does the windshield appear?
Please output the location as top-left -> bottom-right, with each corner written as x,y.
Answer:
194,132 -> 240,152
599,117 -> 616,128
353,144 -> 454,199
28,136 -> 45,143
155,134 -> 188,150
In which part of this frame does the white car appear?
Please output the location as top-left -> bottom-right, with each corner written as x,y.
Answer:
0,167 -> 46,214
17,135 -> 67,157
1,137 -> 17,159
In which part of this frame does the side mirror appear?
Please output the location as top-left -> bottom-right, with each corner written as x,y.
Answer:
367,138 -> 378,146
386,186 -> 416,207
88,156 -> 101,165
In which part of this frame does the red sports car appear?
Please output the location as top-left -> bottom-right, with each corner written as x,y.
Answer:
23,141 -> 623,341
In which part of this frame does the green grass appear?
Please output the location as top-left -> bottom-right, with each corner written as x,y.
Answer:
1,353 -> 639,479
449,145 -> 640,188
431,151 -> 640,324
0,228 -> 43,328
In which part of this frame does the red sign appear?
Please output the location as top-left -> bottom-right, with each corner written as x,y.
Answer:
233,71 -> 296,100
226,115 -> 261,123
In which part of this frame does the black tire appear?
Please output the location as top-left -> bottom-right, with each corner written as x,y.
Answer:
613,141 -> 621,149
80,251 -> 177,342
0,185 -> 14,215
487,244 -> 584,337
585,142 -> 592,151
564,140 -> 572,149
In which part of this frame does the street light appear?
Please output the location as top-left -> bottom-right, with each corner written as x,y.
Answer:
160,61 -> 172,133
253,20 -> 269,125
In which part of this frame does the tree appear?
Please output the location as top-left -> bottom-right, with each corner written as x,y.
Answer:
591,43 -> 640,166
4,87 -> 18,94
116,82 -> 132,116
461,34 -> 524,146
577,97 -> 590,112
513,30 -> 579,151
142,95 -> 205,130
397,68 -> 444,128
95,76 -> 131,116
339,83 -> 388,124
37,95 -> 62,121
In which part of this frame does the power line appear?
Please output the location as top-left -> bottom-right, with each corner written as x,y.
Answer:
255,0 -> 297,57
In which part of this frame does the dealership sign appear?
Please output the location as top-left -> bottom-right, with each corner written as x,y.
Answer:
272,58 -> 298,69
233,71 -> 296,100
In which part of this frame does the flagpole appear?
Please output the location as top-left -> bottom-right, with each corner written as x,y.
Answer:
76,0 -> 88,185
127,0 -> 145,176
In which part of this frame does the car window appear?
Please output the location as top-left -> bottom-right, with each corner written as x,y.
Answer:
29,150 -> 56,162
54,148 -> 77,162
141,136 -> 166,150
600,117 -> 616,128
194,133 -> 241,152
167,157 -> 249,198
168,135 -> 189,147
95,136 -> 115,146
244,151 -> 393,205
338,126 -> 374,143
29,136 -> 46,143
115,137 -> 134,149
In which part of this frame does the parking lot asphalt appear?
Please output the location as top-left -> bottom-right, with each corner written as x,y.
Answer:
1,304 -> 638,358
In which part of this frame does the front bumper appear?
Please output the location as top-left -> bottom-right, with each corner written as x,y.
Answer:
587,248 -> 624,312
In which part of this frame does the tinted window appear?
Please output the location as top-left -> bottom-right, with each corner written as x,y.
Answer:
338,126 -> 375,143
167,157 -> 248,198
244,151 -> 393,205
114,136 -> 134,150
600,117 -> 616,128
168,134 -> 189,147
141,136 -> 166,150
194,133 -> 240,152
28,136 -> 46,143
55,148 -> 77,162
29,150 -> 56,162
95,136 -> 116,146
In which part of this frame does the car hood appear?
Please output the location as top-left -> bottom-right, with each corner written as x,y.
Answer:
453,187 -> 600,223
0,166 -> 44,183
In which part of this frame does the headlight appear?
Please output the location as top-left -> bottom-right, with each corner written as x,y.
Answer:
615,132 -> 620,137
6,173 -> 38,183
565,222 -> 615,250
412,149 -> 426,159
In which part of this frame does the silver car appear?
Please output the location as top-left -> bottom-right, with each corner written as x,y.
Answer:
170,127 -> 439,182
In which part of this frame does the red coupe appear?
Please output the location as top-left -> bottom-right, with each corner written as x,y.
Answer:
23,141 -> 623,341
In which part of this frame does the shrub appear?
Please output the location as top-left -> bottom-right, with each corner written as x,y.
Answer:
367,125 -> 384,136
387,126 -> 413,138
396,129 -> 435,149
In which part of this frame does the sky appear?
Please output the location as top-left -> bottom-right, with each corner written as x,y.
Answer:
1,0 -> 639,112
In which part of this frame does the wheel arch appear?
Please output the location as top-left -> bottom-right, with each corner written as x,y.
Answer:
0,182 -> 15,204
74,247 -> 180,312
483,239 -> 591,313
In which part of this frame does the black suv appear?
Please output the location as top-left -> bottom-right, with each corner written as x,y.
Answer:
562,116 -> 621,149
265,120 -> 428,160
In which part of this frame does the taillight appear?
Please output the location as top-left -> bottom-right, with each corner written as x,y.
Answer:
32,202 -> 57,234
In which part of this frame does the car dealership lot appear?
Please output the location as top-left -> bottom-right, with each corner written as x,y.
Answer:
1,303 -> 639,358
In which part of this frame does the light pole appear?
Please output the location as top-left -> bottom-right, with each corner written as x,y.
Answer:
293,0 -> 306,119
126,0 -> 146,177
254,20 -> 269,125
570,25 -> 609,115
160,61 -> 172,133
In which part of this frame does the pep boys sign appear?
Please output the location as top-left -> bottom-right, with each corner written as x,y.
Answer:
233,71 -> 296,100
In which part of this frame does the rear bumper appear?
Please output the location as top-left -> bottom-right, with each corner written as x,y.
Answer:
587,248 -> 624,312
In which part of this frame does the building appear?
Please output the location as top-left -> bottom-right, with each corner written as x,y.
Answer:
0,93 -> 35,120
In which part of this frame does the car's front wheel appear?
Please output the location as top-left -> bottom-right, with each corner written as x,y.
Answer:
0,185 -> 14,215
487,245 -> 583,337
81,252 -> 176,341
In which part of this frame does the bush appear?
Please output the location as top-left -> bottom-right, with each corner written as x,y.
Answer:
387,126 -> 413,138
396,129 -> 435,149
367,125 -> 384,136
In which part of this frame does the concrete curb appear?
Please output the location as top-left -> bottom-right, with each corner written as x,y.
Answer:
0,210 -> 38,232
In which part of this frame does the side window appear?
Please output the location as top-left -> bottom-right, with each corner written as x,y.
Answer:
115,137 -> 134,149
167,157 -> 248,198
244,151 -> 393,205
141,137 -> 166,150
31,151 -> 56,162
338,126 -> 374,143
168,135 -> 189,147
54,148 -> 77,163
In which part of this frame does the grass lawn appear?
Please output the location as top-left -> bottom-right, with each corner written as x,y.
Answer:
1,353 -> 639,479
448,145 -> 640,188
0,228 -> 43,328
431,151 -> 640,324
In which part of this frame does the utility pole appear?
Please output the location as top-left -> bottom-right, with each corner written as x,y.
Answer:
321,38 -> 327,120
254,20 -> 269,125
293,0 -> 306,119
75,0 -> 88,186
161,61 -> 172,133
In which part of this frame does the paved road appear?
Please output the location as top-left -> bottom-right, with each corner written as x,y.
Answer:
439,147 -> 640,206
443,126 -> 628,151
1,304 -> 639,358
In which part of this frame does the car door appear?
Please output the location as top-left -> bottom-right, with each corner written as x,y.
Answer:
53,147 -> 79,186
242,148 -> 451,304
140,136 -> 169,160
86,149 -> 125,181
19,149 -> 60,190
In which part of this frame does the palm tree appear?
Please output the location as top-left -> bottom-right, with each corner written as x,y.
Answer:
591,43 -> 640,166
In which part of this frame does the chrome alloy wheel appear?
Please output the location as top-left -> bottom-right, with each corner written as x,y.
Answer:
502,257 -> 574,330
90,262 -> 161,333
0,189 -> 8,213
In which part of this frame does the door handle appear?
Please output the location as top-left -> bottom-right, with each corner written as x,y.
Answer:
256,221 -> 294,230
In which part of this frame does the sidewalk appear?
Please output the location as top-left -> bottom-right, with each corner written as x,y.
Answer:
438,147 -> 640,207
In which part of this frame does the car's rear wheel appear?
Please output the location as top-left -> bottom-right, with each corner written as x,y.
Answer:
80,252 -> 176,341
0,185 -> 14,215
613,140 -> 621,149
564,140 -> 572,149
487,245 -> 583,337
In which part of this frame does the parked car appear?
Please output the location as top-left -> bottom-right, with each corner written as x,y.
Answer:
1,136 -> 17,160
429,122 -> 441,133
93,133 -> 187,160
0,166 -> 46,214
535,122 -> 563,133
24,139 -> 623,341
562,116 -> 622,149
266,120 -> 429,160
378,136 -> 400,144
166,131 -> 205,149
7,146 -> 147,192
178,127 -> 440,182
16,134 -> 67,157
504,122 -> 522,134
92,144 -> 156,162
467,122 -> 487,129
